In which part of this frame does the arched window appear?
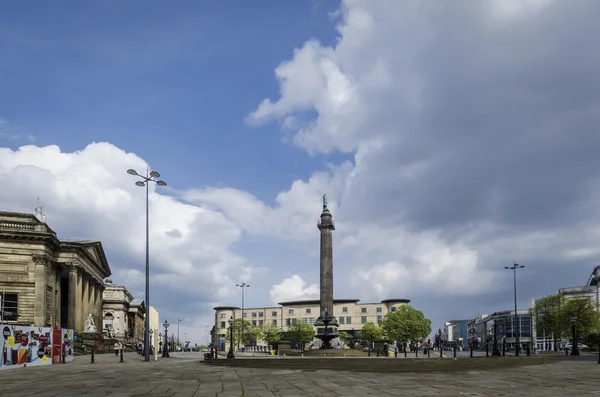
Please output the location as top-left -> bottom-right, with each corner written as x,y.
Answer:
103,312 -> 114,330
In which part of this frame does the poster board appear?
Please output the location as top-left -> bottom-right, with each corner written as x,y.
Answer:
0,326 -> 74,370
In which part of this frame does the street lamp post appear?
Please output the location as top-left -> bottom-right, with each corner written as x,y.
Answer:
127,167 -> 167,362
227,316 -> 235,359
236,283 -> 250,351
162,320 -> 170,358
177,318 -> 182,351
570,315 -> 580,356
505,263 -> 525,356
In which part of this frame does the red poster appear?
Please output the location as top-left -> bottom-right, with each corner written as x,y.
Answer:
52,328 -> 61,364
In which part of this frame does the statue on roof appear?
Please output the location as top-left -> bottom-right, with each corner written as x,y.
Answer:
323,194 -> 328,210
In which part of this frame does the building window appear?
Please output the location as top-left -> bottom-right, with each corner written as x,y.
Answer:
286,319 -> 291,326
242,313 -> 247,318
259,320 -> 263,326
292,318 -> 297,324
252,320 -> 257,326
220,313 -> 225,319
272,320 -> 277,326
103,312 -> 114,330
391,307 -> 397,312
306,308 -> 311,314
288,309 -> 294,315
346,316 -> 351,324
342,307 -> 348,313
303,318 -> 309,324
339,317 -> 345,324
361,316 -> 367,324
258,312 -> 264,317
220,322 -> 225,329
376,315 -> 382,324
252,312 -> 257,318
2,293 -> 18,321
376,307 -> 382,313
272,311 -> 278,317
309,318 -> 315,324
361,308 -> 367,313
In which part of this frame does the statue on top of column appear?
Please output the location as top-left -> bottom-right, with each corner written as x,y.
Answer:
323,194 -> 328,210
84,313 -> 97,333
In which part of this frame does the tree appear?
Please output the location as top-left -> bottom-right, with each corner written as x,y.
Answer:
286,322 -> 315,349
338,331 -> 352,347
560,296 -> 600,340
247,325 -> 264,346
225,318 -> 252,348
534,294 -> 566,349
357,322 -> 384,344
380,306 -> 431,343
261,323 -> 281,344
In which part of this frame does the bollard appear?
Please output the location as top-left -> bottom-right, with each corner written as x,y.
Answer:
565,348 -> 569,356
526,343 -> 531,356
62,351 -> 65,364
439,345 -> 442,358
427,348 -> 430,358
91,350 -> 95,364
377,349 -> 380,357
368,348 -> 371,357
404,348 -> 407,358
502,341 -> 506,357
453,345 -> 457,359
486,344 -> 489,357
394,350 -> 397,358
470,346 -> 473,358
416,347 -> 418,358
120,349 -> 124,363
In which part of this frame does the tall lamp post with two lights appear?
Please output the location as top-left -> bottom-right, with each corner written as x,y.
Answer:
505,263 -> 525,356
127,167 -> 167,362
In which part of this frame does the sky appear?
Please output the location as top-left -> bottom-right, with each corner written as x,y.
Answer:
1,0 -> 600,344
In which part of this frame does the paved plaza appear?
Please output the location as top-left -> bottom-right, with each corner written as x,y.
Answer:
0,352 -> 599,396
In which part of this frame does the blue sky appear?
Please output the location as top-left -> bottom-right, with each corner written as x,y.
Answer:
2,0 -> 600,344
0,0 -> 344,202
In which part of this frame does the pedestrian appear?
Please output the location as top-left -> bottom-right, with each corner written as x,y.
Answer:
114,342 -> 119,356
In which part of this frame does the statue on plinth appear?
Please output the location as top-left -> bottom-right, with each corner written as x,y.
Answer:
84,313 -> 97,333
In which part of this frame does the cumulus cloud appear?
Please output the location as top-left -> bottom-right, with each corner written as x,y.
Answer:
269,275 -> 319,305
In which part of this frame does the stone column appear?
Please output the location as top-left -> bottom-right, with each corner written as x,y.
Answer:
33,255 -> 49,327
67,263 -> 79,331
82,277 -> 89,328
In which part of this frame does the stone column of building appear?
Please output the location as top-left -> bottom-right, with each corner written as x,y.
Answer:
33,255 -> 48,327
82,276 -> 89,326
54,269 -> 61,327
67,263 -> 79,331
317,195 -> 336,322
77,270 -> 84,331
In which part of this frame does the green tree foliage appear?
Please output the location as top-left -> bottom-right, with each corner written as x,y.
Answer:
286,321 -> 315,346
225,318 -> 252,347
534,294 -> 567,343
247,325 -> 264,345
337,331 -> 352,346
561,296 -> 600,337
261,323 -> 281,344
380,306 -> 431,342
357,322 -> 384,344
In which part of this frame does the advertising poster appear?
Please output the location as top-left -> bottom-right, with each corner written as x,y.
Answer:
0,326 -> 54,370
62,329 -> 74,362
52,327 -> 61,364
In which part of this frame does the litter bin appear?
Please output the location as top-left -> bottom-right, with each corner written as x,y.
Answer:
241,347 -> 245,353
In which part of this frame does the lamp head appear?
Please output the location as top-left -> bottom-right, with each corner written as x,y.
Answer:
164,320 -> 170,329
150,171 -> 160,178
127,169 -> 137,175
156,180 -> 167,186
229,316 -> 235,325
135,181 -> 145,187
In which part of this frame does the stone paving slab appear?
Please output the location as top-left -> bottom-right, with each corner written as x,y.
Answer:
0,352 -> 599,396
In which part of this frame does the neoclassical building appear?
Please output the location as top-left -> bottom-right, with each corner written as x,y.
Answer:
0,211 -> 111,334
213,298 -> 410,351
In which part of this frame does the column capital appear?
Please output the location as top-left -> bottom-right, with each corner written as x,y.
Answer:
33,254 -> 50,266
66,262 -> 81,272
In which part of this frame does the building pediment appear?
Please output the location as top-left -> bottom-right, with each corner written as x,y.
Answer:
60,240 -> 111,278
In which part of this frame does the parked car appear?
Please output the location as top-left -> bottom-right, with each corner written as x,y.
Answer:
564,343 -> 588,350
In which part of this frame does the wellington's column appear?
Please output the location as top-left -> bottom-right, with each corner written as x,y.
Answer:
316,194 -> 336,326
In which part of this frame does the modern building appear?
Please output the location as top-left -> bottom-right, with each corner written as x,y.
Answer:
444,320 -> 470,349
482,309 -> 535,351
213,298 -> 410,352
559,265 -> 600,308
0,211 -> 111,335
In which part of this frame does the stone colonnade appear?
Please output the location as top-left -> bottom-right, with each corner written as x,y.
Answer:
33,255 -> 104,332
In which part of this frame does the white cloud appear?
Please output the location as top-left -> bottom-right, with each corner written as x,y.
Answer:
269,275 -> 319,305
